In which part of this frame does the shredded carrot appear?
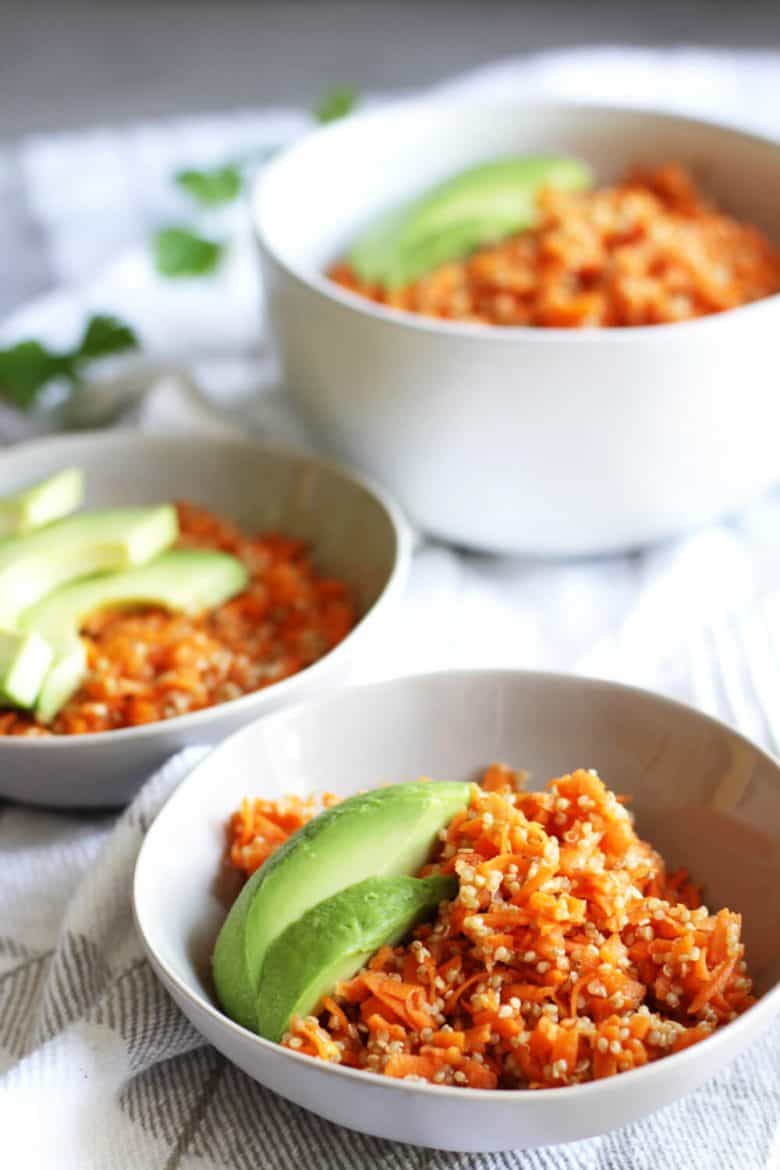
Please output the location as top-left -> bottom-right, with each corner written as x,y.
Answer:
330,164 -> 780,328
687,956 -> 738,1016
227,765 -> 756,1089
227,791 -> 340,876
0,502 -> 357,737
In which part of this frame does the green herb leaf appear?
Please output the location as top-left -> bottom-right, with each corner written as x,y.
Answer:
153,226 -> 224,277
0,313 -> 139,412
175,164 -> 243,206
76,314 -> 139,362
0,341 -> 67,409
314,86 -> 358,124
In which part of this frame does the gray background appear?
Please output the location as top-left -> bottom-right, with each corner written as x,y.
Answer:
2,0 -> 780,137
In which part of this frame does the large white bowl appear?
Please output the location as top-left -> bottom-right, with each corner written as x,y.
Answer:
254,101 -> 780,556
134,670 -> 780,1152
0,433 -> 410,808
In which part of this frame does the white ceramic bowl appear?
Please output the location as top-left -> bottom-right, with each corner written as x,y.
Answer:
0,433 -> 410,808
134,670 -> 780,1152
254,101 -> 780,556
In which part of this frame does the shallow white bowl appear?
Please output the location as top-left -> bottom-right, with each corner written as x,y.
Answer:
254,101 -> 780,556
0,433 -> 410,808
134,670 -> 780,1152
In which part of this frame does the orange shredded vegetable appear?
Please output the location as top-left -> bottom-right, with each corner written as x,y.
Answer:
0,503 -> 356,737
228,766 -> 756,1090
330,165 -> 780,328
228,791 -> 341,876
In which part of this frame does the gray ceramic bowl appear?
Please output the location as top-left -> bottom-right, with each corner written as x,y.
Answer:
0,433 -> 410,808
134,670 -> 780,1151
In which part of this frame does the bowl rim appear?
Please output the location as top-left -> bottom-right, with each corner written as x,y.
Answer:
0,430 -> 413,749
133,666 -> 780,1105
252,96 -> 780,342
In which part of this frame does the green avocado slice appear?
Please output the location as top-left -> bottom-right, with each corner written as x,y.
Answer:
0,468 -> 84,537
256,873 -> 456,1042
348,154 -> 592,289
19,547 -> 248,722
213,780 -> 471,1031
0,505 -> 179,629
0,628 -> 53,708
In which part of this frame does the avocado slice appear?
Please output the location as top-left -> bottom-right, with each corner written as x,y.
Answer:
213,780 -> 471,1031
0,505 -> 178,628
349,155 -> 592,288
256,873 -> 455,1042
0,468 -> 84,538
0,628 -> 53,708
19,547 -> 248,722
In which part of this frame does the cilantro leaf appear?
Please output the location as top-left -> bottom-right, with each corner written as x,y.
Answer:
76,314 -> 139,362
0,313 -> 139,411
314,86 -> 358,124
0,341 -> 67,409
175,164 -> 243,206
153,226 -> 224,277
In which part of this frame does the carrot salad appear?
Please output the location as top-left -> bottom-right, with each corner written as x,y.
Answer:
227,766 -> 755,1089
0,503 -> 355,736
330,165 -> 780,328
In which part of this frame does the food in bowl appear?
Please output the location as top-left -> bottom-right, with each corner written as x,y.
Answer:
342,154 -> 592,289
256,102 -> 780,554
0,470 -> 355,736
0,465 -> 83,536
330,161 -> 780,327
213,765 -> 754,1090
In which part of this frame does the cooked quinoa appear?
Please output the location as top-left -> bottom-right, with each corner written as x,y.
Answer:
227,765 -> 755,1089
329,165 -> 780,327
0,502 -> 355,736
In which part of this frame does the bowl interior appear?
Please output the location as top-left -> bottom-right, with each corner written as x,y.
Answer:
0,433 -> 401,618
136,670 -> 780,1036
256,102 -> 780,277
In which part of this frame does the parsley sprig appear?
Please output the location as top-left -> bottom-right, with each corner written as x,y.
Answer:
153,227 -> 224,277
175,164 -> 243,207
314,86 -> 358,124
153,86 -> 359,277
0,315 -> 138,411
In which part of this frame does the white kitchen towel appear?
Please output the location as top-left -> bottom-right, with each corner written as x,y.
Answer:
2,45 -> 780,1169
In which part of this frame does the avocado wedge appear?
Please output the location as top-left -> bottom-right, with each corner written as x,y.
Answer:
213,780 -> 471,1031
19,547 -> 248,722
256,873 -> 455,1042
0,468 -> 83,538
349,155 -> 592,288
0,505 -> 178,628
0,628 -> 53,708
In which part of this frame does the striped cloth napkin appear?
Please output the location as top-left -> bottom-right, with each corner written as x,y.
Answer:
2,46 -> 780,1170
